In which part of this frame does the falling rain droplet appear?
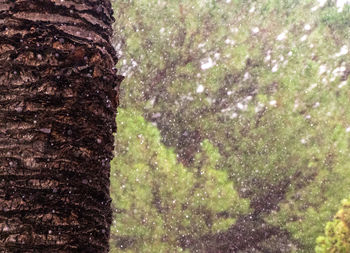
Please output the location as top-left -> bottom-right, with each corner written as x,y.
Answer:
39,128 -> 51,134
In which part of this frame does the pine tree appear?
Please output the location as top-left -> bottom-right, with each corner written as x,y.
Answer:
109,109 -> 249,252
112,1 -> 350,251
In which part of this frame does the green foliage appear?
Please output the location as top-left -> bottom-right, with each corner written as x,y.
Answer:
109,109 -> 249,252
315,197 -> 350,252
320,5 -> 350,30
112,0 -> 350,251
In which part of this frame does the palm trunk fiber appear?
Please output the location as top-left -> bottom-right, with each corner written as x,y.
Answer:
0,0 -> 121,252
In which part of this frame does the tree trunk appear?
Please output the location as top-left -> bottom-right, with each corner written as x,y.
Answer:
0,1 -> 121,251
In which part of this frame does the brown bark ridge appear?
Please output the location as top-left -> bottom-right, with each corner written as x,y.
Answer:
0,0 -> 122,252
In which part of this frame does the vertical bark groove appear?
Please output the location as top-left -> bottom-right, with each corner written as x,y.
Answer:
0,0 -> 121,251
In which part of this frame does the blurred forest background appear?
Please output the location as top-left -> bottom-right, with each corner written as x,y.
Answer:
108,0 -> 350,252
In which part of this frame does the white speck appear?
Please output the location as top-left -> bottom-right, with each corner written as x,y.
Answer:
306,83 -> 318,93
333,66 -> 346,76
255,103 -> 265,113
304,24 -> 311,31
39,128 -> 51,134
272,64 -> 279,72
206,97 -> 213,104
300,35 -> 308,42
335,45 -> 348,57
346,127 -> 350,133
277,30 -> 288,41
319,65 -> 327,75
301,138 -> 307,144
196,85 -> 204,93
313,102 -> 320,108
231,27 -> 239,33
149,97 -> 155,106
201,57 -> 215,70
252,27 -> 259,34
198,42 -> 206,48
236,102 -> 245,110
183,95 -> 194,101
236,103 -> 248,111
15,106 -> 23,112
311,5 -> 319,12
230,112 -> 238,119
269,100 -> 277,106
159,27 -> 165,33
226,0 -> 231,3
243,72 -> 250,81
288,51 -> 293,56
245,96 -> 253,101
249,6 -> 255,13
221,107 -> 233,113
151,112 -> 161,118
224,39 -> 235,45
338,81 -> 347,88
214,53 -> 221,59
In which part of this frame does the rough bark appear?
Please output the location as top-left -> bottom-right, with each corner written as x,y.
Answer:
0,0 -> 121,252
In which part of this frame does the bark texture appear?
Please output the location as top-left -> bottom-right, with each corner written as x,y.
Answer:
0,0 -> 121,252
